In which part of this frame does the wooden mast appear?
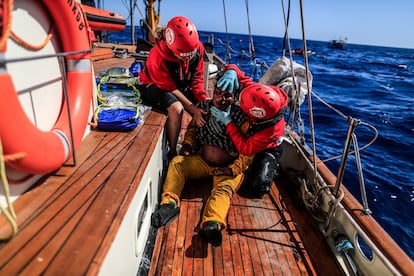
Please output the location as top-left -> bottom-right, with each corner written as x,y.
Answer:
144,0 -> 160,43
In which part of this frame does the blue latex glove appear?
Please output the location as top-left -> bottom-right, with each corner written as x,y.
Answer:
210,106 -> 232,125
216,69 -> 239,93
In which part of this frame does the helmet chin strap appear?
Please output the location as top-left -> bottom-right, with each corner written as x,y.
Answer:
180,59 -> 190,79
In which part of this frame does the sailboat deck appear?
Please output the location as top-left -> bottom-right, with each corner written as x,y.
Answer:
0,53 -> 344,275
148,177 -> 342,275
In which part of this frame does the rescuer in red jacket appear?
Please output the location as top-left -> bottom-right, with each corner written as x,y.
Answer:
139,16 -> 208,159
211,64 -> 289,197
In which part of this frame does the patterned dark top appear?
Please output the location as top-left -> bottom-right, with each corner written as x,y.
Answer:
193,100 -> 247,158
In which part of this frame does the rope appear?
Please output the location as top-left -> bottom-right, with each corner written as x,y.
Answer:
88,91 -> 99,128
0,0 -> 53,51
221,0 -> 231,63
0,0 -> 13,52
296,0 -> 318,184
281,0 -> 291,55
280,0 -> 303,134
244,0 -> 263,79
3,152 -> 26,163
244,0 -> 255,60
0,139 -> 18,240
10,26 -> 54,51
300,177 -> 344,228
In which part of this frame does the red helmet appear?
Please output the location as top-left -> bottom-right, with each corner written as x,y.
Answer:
164,16 -> 199,58
239,84 -> 282,120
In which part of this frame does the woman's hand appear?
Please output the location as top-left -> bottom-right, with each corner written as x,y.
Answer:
191,105 -> 207,126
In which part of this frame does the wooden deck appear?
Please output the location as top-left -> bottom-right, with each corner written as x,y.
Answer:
147,174 -> 343,276
0,47 -> 344,275
0,110 -> 167,275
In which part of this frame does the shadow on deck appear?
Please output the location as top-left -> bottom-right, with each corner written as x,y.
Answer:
146,173 -> 342,275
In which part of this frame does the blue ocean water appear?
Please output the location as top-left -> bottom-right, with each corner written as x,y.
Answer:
109,29 -> 414,259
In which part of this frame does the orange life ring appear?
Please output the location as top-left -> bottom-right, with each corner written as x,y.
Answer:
0,0 -> 92,175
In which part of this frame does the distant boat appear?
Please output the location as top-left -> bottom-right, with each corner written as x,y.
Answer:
328,37 -> 347,49
293,48 -> 312,55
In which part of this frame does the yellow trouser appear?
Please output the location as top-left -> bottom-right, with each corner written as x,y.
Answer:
161,154 -> 243,228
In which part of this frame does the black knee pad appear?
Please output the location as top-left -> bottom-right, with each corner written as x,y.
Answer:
244,148 -> 282,197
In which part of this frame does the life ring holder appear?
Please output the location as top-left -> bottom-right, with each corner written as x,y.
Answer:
0,0 -> 92,175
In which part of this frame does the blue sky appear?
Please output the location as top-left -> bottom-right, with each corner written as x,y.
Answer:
102,0 -> 413,49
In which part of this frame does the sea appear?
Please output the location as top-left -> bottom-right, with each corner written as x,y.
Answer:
108,29 -> 414,260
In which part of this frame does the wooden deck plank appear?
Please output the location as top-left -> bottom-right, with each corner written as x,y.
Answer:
220,219 -> 235,276
173,202 -> 187,275
181,183 -> 197,275
263,192 -> 296,274
226,201 -> 243,275
199,181 -> 214,276
269,185 -> 311,275
251,198 -> 279,275
229,195 -> 255,275
19,193 -> 95,276
232,193 -> 265,275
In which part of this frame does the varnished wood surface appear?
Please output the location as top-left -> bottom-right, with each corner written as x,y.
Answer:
149,176 -> 343,276
92,56 -> 136,76
0,110 -> 166,275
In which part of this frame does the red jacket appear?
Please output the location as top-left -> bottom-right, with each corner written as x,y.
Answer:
224,64 -> 289,155
139,39 -> 207,102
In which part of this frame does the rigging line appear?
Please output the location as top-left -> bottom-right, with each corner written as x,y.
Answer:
244,0 -> 255,59
217,38 -> 240,54
298,0 -> 318,182
221,0 -> 231,63
280,0 -> 302,132
311,90 -> 379,162
281,0 -> 291,55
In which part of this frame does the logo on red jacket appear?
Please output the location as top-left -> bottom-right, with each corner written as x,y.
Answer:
165,27 -> 175,46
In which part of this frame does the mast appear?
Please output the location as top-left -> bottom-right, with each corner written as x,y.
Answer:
130,0 -> 135,44
144,0 -> 159,43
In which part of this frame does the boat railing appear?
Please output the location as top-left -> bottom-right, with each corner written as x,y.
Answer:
1,48 -> 93,167
307,90 -> 378,215
0,49 -> 92,65
333,116 -> 372,215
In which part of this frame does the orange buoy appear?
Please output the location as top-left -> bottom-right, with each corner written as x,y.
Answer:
0,0 -> 93,175
81,4 -> 126,32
